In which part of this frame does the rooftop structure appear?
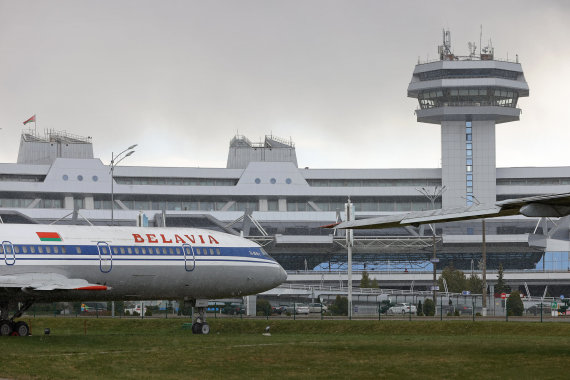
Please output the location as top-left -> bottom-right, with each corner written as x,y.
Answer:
227,134 -> 297,169
17,129 -> 93,165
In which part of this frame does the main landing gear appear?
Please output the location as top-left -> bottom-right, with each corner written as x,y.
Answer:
0,301 -> 33,337
190,301 -> 210,335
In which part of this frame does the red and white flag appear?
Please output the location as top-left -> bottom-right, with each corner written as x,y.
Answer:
23,115 -> 36,125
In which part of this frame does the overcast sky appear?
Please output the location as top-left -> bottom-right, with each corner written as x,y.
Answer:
1,0 -> 569,169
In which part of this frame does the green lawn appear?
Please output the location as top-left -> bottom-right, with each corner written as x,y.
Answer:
0,318 -> 568,379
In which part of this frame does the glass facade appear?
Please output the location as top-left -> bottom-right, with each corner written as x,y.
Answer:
466,121 -> 473,206
114,177 -> 237,186
307,179 -> 441,187
418,87 -> 519,109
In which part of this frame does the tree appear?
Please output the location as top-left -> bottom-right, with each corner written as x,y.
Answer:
330,295 -> 348,316
495,263 -> 511,294
370,278 -> 379,289
360,271 -> 371,288
417,300 -> 423,316
438,264 -> 466,293
507,291 -> 524,316
467,274 -> 484,294
423,298 -> 435,316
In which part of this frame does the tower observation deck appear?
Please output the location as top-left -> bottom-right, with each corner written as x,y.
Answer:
408,30 -> 529,208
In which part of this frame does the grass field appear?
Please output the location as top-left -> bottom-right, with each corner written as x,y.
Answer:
0,317 -> 569,379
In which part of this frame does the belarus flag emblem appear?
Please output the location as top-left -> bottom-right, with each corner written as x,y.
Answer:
36,232 -> 63,242
23,115 -> 36,125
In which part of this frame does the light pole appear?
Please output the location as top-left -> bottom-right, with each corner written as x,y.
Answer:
469,195 -> 488,317
416,186 -> 446,305
110,144 -> 137,226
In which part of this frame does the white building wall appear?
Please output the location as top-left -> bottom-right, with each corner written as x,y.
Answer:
441,121 -> 466,208
472,121 -> 496,205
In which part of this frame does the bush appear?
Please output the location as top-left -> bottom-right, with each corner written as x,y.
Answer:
379,300 -> 393,314
454,310 -> 460,317
417,300 -> 423,316
145,310 -> 152,317
256,299 -> 272,316
423,299 -> 435,316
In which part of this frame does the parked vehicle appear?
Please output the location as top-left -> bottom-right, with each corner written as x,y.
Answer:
293,303 -> 310,314
221,303 -> 245,315
456,305 -> 473,315
272,306 -> 287,315
387,303 -> 417,315
309,303 -> 328,313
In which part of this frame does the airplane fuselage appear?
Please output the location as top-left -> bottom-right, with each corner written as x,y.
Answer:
0,224 -> 287,303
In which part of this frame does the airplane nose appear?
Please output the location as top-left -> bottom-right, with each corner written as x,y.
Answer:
278,265 -> 287,284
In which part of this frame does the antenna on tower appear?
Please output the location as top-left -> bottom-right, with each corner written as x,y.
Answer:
479,25 -> 483,56
439,29 -> 454,60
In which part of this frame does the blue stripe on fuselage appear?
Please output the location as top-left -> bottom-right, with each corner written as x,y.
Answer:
1,244 -> 277,263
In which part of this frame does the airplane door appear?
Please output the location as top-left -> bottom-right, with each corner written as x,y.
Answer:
2,241 -> 15,266
97,242 -> 112,273
182,243 -> 195,272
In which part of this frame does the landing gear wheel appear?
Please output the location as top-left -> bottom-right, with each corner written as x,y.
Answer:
200,323 -> 210,335
13,322 -> 29,337
0,320 -> 13,336
192,323 -> 202,334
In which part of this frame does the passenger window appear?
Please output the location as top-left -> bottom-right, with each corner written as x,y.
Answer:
120,247 -> 125,254
30,246 -> 35,253
53,246 -> 59,254
38,246 -> 43,253
169,247 -> 174,255
5,246 -> 11,254
195,248 -> 201,255
0,246 -> 3,254
61,246 -> 66,254
75,246 -> 81,254
141,247 -> 146,254
216,248 -> 221,255
126,247 -> 131,254
209,248 -> 214,256
134,247 -> 139,254
22,246 -> 28,254
175,247 -> 181,255
101,246 -> 108,254
112,247 -> 118,254
45,246 -> 51,254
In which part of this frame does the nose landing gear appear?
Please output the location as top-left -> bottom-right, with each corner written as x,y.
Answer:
0,301 -> 33,337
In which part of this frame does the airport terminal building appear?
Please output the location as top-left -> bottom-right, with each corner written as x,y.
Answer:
2,33 -> 569,274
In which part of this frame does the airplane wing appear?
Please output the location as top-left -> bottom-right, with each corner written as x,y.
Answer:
0,273 -> 108,291
335,192 -> 570,229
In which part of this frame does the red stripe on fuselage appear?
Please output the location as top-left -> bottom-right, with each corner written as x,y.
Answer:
75,286 -> 108,291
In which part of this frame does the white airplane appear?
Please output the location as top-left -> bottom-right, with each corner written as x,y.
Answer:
0,224 -> 287,336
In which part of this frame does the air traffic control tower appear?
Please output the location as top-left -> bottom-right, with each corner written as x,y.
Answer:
408,30 -> 529,208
